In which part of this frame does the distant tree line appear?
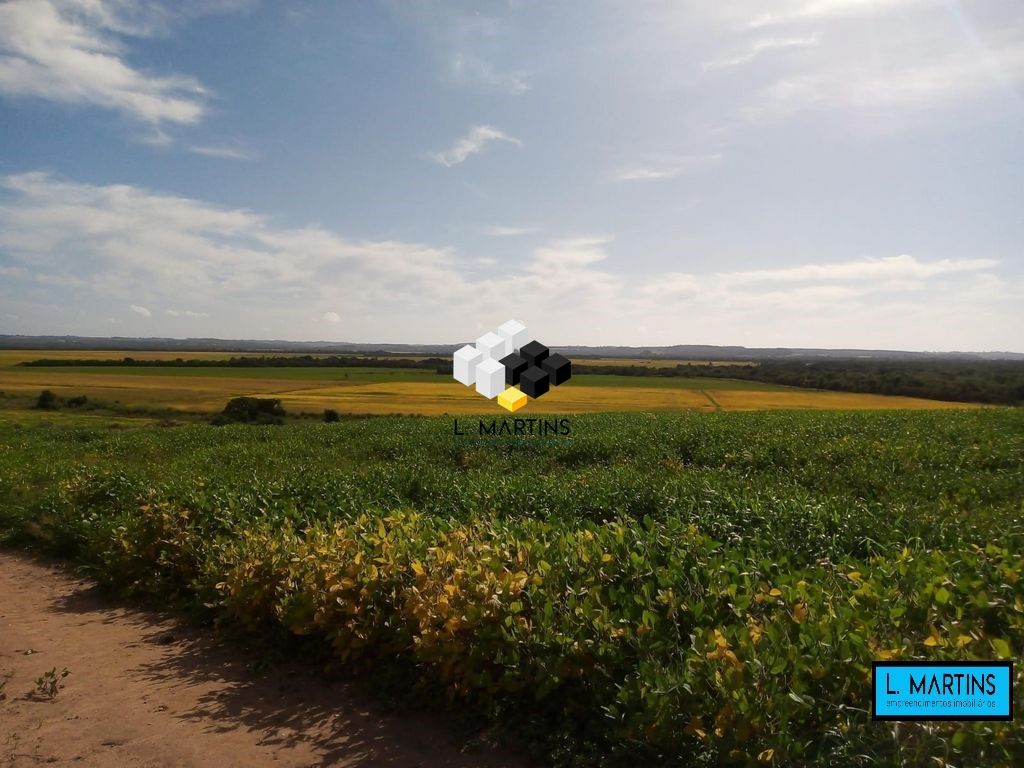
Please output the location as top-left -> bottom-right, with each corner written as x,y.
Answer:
22,355 -> 451,373
572,359 -> 1024,405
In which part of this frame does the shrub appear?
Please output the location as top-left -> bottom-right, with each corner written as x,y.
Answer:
66,395 -> 89,408
35,389 -> 61,410
323,409 -> 341,423
212,397 -> 286,425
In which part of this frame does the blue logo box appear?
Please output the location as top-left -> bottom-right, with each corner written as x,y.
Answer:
872,661 -> 1013,721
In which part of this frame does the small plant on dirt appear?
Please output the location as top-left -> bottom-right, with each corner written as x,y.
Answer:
34,667 -> 69,699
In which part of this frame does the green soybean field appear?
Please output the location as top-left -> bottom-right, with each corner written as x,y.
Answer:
1,409 -> 1022,767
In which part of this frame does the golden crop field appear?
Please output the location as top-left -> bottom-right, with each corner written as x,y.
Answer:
268,381 -> 977,415
0,349 -> 983,417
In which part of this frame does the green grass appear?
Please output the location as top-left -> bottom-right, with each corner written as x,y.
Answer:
1,410 -> 1021,767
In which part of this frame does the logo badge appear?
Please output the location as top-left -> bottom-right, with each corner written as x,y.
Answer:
872,661 -> 1013,721
453,320 -> 572,411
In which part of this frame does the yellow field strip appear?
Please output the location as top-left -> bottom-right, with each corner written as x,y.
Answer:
272,382 -> 979,415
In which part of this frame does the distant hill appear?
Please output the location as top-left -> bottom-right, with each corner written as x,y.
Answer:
1,334 -> 1021,361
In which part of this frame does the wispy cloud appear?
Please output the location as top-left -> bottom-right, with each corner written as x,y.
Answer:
431,125 -> 522,167
129,304 -> 151,317
188,144 -> 255,161
0,0 -> 221,126
720,254 -> 999,284
615,154 -> 722,181
703,35 -> 819,70
747,41 -> 1024,122
451,53 -> 529,95
749,0 -> 926,28
166,308 -> 209,318
322,311 -> 341,323
393,4 -> 530,95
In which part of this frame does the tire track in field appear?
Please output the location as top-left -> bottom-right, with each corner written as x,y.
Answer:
701,390 -> 722,411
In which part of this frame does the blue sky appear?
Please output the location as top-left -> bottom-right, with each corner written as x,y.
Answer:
0,0 -> 1021,351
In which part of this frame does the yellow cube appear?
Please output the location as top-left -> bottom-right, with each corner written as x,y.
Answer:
497,386 -> 527,412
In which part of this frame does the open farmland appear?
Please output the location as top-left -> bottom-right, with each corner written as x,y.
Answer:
0,350 -> 982,416
1,410 -> 1021,766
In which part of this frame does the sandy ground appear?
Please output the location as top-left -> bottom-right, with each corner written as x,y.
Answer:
0,552 -> 533,768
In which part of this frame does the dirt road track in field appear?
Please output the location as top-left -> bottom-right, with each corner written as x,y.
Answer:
0,552 -> 532,768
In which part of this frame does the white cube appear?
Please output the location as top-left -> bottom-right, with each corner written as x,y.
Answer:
497,319 -> 528,352
453,344 -> 483,386
476,331 -> 510,361
475,357 -> 505,399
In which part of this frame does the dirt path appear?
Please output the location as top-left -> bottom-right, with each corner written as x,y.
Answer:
0,552 -> 533,768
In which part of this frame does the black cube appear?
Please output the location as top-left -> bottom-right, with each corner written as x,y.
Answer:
541,353 -> 572,386
519,366 -> 550,398
500,352 -> 528,385
520,340 -> 549,367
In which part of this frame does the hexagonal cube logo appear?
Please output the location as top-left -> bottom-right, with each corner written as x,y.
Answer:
452,320 -> 572,411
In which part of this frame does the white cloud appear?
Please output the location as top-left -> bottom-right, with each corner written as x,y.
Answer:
0,171 -> 1018,350
483,225 -> 537,237
0,0 -> 219,125
431,125 -> 522,167
188,144 -> 254,161
0,265 -> 31,279
615,154 -> 722,181
166,308 -> 208,318
531,236 -> 612,269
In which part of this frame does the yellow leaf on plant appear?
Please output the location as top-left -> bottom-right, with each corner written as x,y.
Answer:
748,621 -> 763,646
792,602 -> 808,623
